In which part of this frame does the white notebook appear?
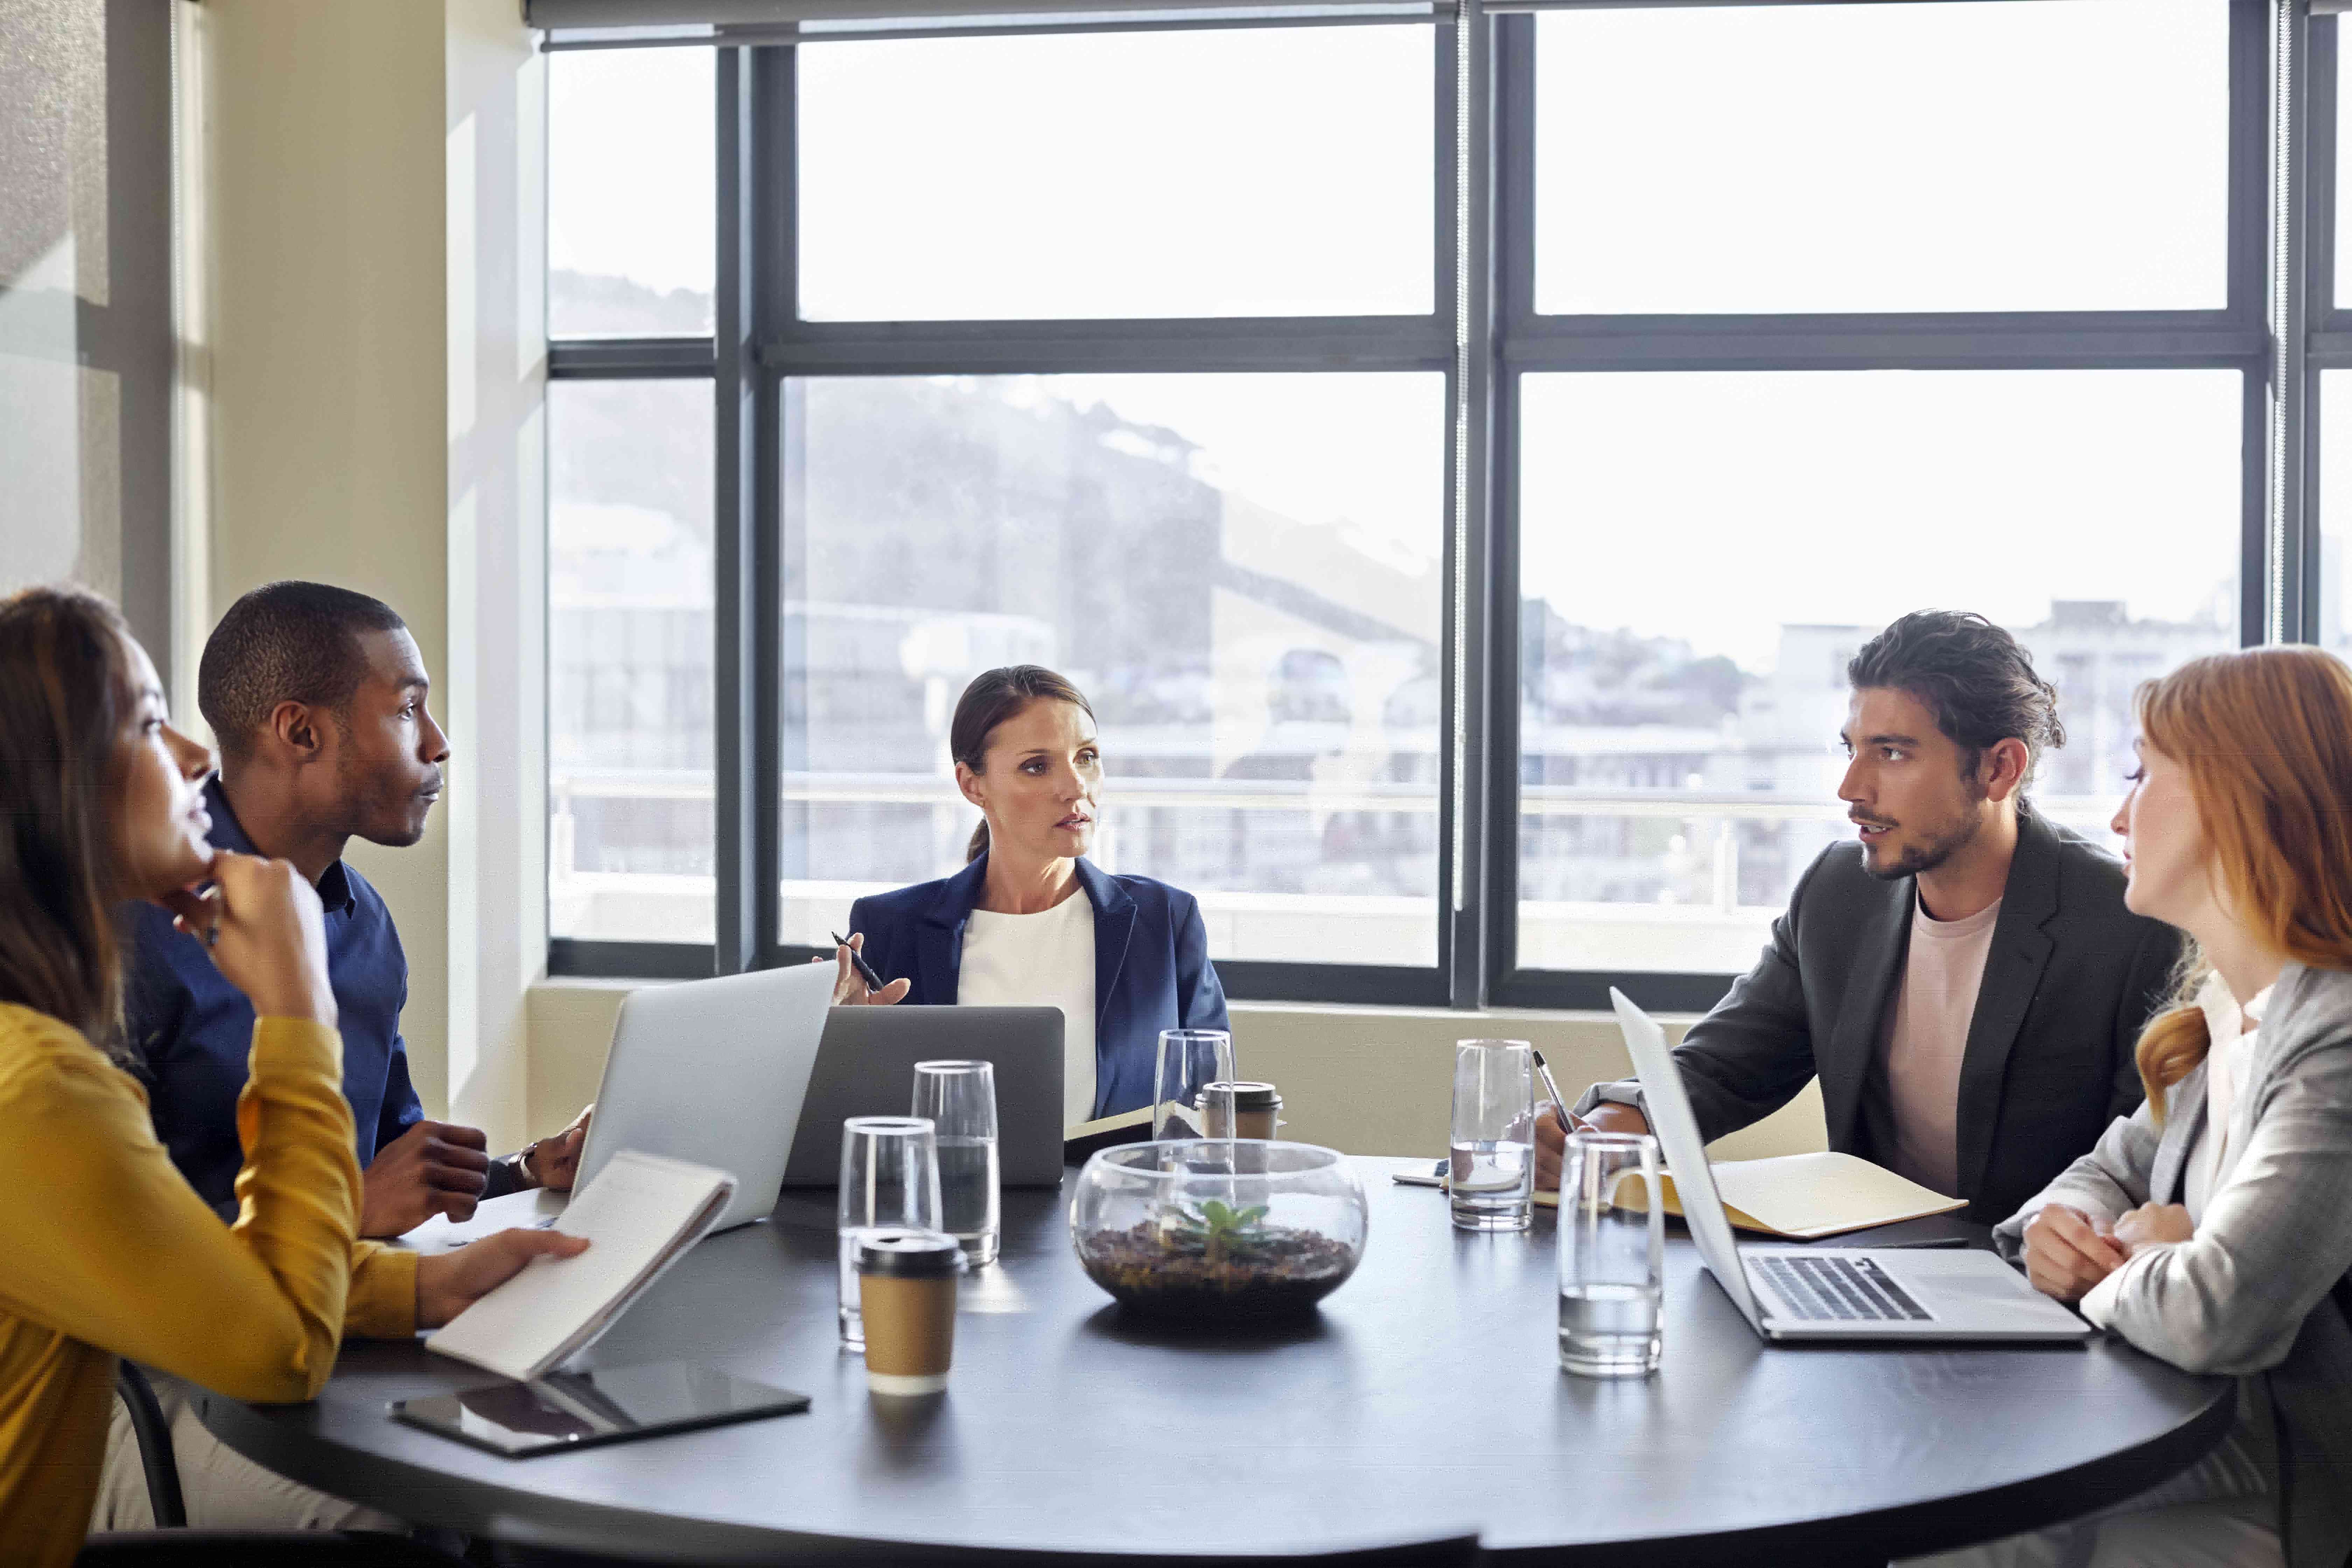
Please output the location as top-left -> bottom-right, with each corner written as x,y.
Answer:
424,1150 -> 737,1383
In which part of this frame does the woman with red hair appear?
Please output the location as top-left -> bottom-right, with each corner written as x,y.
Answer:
1914,646 -> 2352,1568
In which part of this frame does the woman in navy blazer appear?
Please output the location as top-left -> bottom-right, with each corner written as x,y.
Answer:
831,665 -> 1228,1122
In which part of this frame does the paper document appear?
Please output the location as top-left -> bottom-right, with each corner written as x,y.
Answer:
399,1188 -> 568,1255
1615,1151 -> 1965,1239
425,1150 -> 737,1383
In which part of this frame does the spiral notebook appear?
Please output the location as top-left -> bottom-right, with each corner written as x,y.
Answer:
424,1150 -> 737,1383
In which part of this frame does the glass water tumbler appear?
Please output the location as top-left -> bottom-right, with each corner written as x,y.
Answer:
1449,1039 -> 1536,1231
837,1116 -> 943,1350
913,1060 -> 1001,1268
1557,1131 -> 1665,1378
1152,1028 -> 1235,1140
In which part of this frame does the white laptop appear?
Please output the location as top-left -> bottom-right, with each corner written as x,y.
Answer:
1611,989 -> 2093,1343
569,961 -> 838,1233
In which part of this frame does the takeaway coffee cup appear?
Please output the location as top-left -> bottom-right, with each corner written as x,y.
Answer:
1198,1080 -> 1283,1140
854,1228 -> 964,1395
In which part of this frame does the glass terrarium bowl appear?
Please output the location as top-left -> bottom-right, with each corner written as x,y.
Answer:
1070,1141 -> 1369,1322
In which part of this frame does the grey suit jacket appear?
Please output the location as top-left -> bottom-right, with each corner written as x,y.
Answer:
1586,805 -> 2182,1223
1993,963 -> 2352,1568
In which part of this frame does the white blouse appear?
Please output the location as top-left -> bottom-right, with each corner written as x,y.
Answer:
2182,974 -> 2274,1219
956,893 -> 1097,1127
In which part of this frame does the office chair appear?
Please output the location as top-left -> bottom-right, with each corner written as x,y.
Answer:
76,1363 -> 468,1567
112,1363 -> 186,1528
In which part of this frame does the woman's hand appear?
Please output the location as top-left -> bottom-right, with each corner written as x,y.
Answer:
160,852 -> 337,1027
2113,1203 -> 2194,1255
415,1228 -> 591,1329
810,932 -> 910,1007
2021,1204 -> 2129,1302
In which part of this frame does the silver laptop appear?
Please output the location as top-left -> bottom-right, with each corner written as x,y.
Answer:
572,962 -> 836,1232
1611,988 -> 2093,1343
780,1006 -> 1065,1188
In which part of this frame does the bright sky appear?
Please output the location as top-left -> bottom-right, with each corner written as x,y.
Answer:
548,0 -> 2269,674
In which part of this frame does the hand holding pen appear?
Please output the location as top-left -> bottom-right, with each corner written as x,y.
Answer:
811,931 -> 911,1007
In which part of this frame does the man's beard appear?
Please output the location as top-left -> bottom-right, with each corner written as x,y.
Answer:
1860,807 -> 1984,881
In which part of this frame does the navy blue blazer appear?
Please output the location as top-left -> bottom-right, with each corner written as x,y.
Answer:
847,856 -> 1229,1121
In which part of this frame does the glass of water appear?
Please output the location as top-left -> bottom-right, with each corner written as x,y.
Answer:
1558,1131 -> 1665,1378
1450,1039 -> 1536,1231
913,1060 -> 1000,1268
838,1116 -> 942,1350
1153,1029 -> 1235,1140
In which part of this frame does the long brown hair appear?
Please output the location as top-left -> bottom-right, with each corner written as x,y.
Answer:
950,665 -> 1096,863
0,585 -> 144,1052
2132,646 -> 2352,1117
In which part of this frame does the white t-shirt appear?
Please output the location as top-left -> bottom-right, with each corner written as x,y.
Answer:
957,893 -> 1097,1127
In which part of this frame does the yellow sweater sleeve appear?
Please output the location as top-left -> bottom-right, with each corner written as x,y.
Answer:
0,1011 -> 373,1402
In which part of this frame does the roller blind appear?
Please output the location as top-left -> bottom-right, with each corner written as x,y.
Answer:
531,0 -> 2093,46
532,0 -> 1447,46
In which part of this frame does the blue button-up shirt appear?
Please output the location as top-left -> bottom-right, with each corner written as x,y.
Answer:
126,776 -> 424,1217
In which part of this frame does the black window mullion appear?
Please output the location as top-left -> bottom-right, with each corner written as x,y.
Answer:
713,46 -> 760,975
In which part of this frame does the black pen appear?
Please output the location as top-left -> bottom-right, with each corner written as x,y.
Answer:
829,931 -> 887,993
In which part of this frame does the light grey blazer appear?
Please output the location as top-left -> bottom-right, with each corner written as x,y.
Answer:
1991,962 -> 2352,1568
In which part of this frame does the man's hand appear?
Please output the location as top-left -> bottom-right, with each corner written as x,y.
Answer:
360,1120 -> 491,1238
2113,1202 -> 2193,1255
809,932 -> 911,1007
415,1228 -> 591,1329
1533,1100 -> 1647,1192
524,1104 -> 594,1192
2021,1204 -> 2128,1302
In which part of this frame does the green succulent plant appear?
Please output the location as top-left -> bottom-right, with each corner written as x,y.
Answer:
1164,1198 -> 1271,1265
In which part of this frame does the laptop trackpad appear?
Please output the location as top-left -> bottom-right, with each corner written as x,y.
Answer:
1882,1252 -> 2079,1328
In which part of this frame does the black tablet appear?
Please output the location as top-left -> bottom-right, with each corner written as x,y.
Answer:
390,1361 -> 809,1458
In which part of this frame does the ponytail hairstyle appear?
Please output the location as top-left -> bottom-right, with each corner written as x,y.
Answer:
2129,646 -> 2352,1119
950,665 -> 1097,863
0,586 -> 144,1054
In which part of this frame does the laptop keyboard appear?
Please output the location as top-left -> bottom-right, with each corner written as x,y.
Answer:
1752,1254 -> 1932,1323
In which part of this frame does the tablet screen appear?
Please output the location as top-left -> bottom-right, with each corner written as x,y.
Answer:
391,1360 -> 809,1458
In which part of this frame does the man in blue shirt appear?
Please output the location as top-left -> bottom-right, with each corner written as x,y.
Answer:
126,581 -> 588,1237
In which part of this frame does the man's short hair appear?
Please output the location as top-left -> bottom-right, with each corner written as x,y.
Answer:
198,581 -> 407,762
1847,610 -> 2066,784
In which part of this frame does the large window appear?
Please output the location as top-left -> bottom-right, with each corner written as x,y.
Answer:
545,0 -> 2331,1009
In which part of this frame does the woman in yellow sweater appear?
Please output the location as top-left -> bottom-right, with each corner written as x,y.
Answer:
0,585 -> 587,1566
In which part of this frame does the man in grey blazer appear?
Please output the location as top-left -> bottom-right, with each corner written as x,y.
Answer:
1537,611 -> 2182,1224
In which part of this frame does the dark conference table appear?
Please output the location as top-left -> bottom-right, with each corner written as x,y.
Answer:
201,1157 -> 2232,1566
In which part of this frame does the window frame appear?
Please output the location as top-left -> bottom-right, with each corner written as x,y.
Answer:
547,1 -> 2317,1014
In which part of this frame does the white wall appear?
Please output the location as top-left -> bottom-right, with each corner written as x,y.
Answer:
525,980 -> 1829,1162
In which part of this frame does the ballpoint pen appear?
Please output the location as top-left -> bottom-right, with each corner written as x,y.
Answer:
1530,1048 -> 1577,1133
828,930 -> 888,994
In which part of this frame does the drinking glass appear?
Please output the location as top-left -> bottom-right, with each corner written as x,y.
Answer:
838,1116 -> 942,1350
1557,1131 -> 1665,1378
1449,1039 -> 1535,1231
913,1060 -> 1000,1268
1153,1029 -> 1235,1140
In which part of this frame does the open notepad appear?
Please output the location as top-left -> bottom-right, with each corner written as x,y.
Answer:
425,1150 -> 737,1383
1606,1150 -> 1965,1239
1063,1106 -> 1154,1163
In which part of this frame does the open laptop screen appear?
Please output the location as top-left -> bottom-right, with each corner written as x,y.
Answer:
1609,988 -> 1766,1331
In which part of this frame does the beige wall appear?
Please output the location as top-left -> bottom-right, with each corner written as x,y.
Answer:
201,2 -> 543,1142
526,981 -> 1828,1163
203,2 -> 452,1108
